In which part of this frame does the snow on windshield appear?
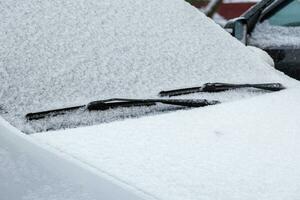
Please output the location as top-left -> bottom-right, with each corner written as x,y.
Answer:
0,0 -> 294,133
249,21 -> 300,48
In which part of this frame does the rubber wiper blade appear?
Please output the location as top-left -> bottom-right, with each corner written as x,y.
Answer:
0,105 -> 8,114
26,105 -> 85,121
159,83 -> 285,97
26,98 -> 220,121
87,98 -> 219,110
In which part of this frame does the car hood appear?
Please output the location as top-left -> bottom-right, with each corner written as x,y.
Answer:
0,116 -> 147,200
33,88 -> 300,200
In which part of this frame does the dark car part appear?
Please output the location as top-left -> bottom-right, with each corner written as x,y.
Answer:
159,83 -> 285,97
225,0 -> 276,37
225,0 -> 300,80
225,17 -> 248,43
259,0 -> 293,24
265,48 -> 300,79
26,98 -> 220,121
0,105 -> 8,114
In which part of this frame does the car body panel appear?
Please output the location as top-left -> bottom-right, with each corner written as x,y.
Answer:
226,0 -> 300,80
32,88 -> 300,200
265,47 -> 300,79
0,117 -> 150,200
1,1 -> 299,199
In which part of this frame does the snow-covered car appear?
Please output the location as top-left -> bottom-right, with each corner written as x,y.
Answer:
1,0 -> 300,200
225,0 -> 300,80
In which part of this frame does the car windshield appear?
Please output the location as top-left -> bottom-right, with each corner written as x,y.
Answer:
248,0 -> 300,48
267,0 -> 300,27
0,0 -> 295,134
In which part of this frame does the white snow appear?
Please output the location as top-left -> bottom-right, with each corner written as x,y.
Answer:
21,89 -> 275,133
1,1 -> 300,199
246,46 -> 274,67
212,13 -> 228,27
33,88 -> 300,200
0,0 -> 296,133
249,21 -> 300,48
0,117 -> 152,200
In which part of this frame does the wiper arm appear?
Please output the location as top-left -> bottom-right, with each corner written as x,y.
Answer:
159,83 -> 285,97
26,98 -> 219,121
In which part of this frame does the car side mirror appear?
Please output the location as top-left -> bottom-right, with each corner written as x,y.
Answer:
225,17 -> 248,44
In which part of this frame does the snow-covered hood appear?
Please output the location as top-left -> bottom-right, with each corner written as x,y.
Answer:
0,116 -> 148,200
33,88 -> 300,200
1,0 -> 300,199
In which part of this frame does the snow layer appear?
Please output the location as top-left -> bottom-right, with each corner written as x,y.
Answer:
246,46 -> 274,67
33,88 -> 300,200
0,0 -> 296,133
22,89 -> 271,133
249,22 -> 300,48
212,13 -> 228,27
0,117 -> 151,200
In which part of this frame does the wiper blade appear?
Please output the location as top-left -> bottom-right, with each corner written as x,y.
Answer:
0,105 -> 8,114
159,83 -> 285,97
26,98 -> 220,121
26,105 -> 86,121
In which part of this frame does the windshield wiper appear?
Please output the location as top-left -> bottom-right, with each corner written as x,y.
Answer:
26,98 -> 220,121
159,83 -> 285,97
0,105 -> 8,114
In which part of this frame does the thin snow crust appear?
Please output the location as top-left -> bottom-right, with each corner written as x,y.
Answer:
249,21 -> 300,48
0,117 -> 151,200
33,89 -> 300,200
0,0 -> 295,133
0,148 -> 94,200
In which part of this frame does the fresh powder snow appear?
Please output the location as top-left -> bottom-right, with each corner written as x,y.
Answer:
33,88 -> 300,200
249,21 -> 300,48
1,1 -> 300,199
0,117 -> 151,200
0,0 -> 297,133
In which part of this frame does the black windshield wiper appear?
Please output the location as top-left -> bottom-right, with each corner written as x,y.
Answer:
0,105 -> 8,114
159,83 -> 285,97
26,98 -> 219,121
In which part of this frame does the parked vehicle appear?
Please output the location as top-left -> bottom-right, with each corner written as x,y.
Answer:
1,0 -> 299,199
225,0 -> 300,80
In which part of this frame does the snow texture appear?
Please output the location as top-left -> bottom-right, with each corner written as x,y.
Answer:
0,149 -> 94,200
0,0 -> 296,133
249,21 -> 300,48
33,88 -> 300,200
246,46 -> 274,67
0,117 -> 151,200
212,13 -> 227,27
19,89 -> 273,133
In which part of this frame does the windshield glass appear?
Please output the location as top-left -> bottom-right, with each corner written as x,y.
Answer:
0,0 -> 294,134
267,0 -> 300,27
249,0 -> 300,48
